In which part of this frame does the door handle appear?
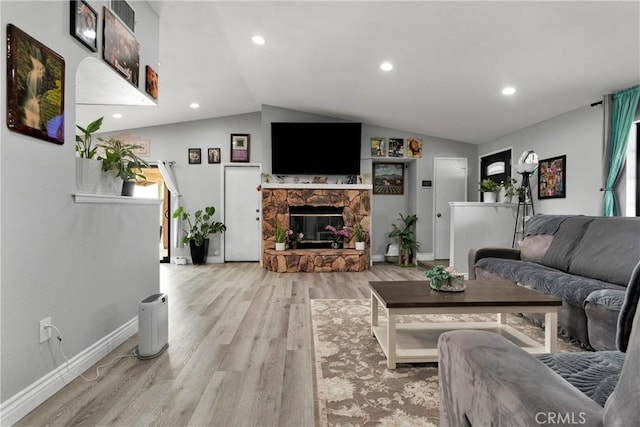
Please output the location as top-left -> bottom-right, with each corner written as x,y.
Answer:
436,213 -> 442,218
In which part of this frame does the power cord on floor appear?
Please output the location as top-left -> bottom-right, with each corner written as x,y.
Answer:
44,324 -> 138,382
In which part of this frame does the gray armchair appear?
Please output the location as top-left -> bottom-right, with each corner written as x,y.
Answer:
438,298 -> 640,426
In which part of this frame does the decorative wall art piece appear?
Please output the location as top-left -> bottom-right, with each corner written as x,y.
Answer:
208,148 -> 221,164
188,148 -> 201,164
103,7 -> 139,87
538,155 -> 566,199
230,133 -> 250,162
114,133 -> 150,156
70,0 -> 98,52
6,24 -> 65,144
373,162 -> 405,195
371,137 -> 387,157
388,138 -> 404,157
406,137 -> 423,158
145,65 -> 158,99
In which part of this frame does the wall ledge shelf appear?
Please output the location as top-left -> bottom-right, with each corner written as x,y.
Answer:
72,193 -> 162,205
261,183 -> 372,190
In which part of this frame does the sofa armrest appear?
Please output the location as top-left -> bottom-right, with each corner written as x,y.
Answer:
468,247 -> 521,280
438,330 -> 603,427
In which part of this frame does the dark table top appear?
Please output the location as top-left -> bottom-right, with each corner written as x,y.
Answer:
369,280 -> 562,309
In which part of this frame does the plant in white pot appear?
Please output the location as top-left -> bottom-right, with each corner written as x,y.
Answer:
502,178 -> 519,203
479,179 -> 500,203
274,224 -> 287,251
98,138 -> 149,196
353,220 -> 366,250
172,206 -> 226,264
75,116 -> 104,193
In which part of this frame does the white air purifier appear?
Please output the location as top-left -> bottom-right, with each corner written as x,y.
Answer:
138,293 -> 169,359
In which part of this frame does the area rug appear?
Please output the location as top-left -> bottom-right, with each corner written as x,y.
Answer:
311,299 -> 582,427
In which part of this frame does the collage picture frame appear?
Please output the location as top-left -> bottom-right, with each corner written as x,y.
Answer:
538,155 -> 566,199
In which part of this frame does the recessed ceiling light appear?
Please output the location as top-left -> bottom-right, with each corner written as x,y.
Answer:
252,35 -> 265,46
502,86 -> 516,95
380,61 -> 393,72
190,102 -> 200,109
112,113 -> 122,119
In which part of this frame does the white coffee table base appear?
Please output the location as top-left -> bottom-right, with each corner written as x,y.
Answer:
370,293 -> 558,369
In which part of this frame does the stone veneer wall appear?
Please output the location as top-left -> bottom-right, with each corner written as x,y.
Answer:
261,186 -> 371,272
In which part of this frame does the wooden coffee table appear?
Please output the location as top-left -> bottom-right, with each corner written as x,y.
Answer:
369,280 -> 561,368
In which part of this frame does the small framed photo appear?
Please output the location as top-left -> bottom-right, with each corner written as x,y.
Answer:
373,162 -> 405,195
388,138 -> 404,157
208,148 -> 221,164
70,0 -> 98,52
188,148 -> 201,164
6,24 -> 65,145
406,137 -> 422,158
145,65 -> 158,99
371,137 -> 387,157
538,155 -> 566,199
230,133 -> 250,162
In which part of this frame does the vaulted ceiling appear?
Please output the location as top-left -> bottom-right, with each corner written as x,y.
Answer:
77,1 -> 640,144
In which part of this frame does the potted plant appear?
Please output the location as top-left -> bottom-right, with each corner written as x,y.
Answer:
287,229 -> 304,249
502,178 -> 519,203
479,179 -> 500,203
274,224 -> 287,250
325,224 -> 352,249
98,138 -> 150,196
172,206 -> 226,264
353,220 -> 366,250
75,116 -> 104,193
424,265 -> 466,292
388,213 -> 419,265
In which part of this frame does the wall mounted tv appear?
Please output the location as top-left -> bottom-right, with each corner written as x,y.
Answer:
271,122 -> 362,175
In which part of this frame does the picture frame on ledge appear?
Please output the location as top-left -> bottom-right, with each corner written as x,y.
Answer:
6,24 -> 66,145
103,6 -> 139,87
373,162 -> 405,195
538,155 -> 566,199
230,133 -> 250,162
371,137 -> 387,157
388,138 -> 404,157
70,0 -> 98,52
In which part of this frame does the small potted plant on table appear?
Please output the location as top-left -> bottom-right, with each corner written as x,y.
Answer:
479,179 -> 501,203
424,265 -> 466,292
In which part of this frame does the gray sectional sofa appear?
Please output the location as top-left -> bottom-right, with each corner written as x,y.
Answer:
469,214 -> 640,350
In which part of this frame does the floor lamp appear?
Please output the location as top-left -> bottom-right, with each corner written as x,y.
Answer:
512,151 -> 538,247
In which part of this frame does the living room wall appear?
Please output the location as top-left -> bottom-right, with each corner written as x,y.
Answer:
0,1 -> 160,422
479,104 -> 605,216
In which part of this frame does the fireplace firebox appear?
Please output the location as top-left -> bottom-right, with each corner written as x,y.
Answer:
289,205 -> 343,248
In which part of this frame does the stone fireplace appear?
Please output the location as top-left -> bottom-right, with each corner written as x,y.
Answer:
261,184 -> 371,272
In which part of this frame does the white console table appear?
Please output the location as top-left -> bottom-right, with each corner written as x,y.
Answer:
449,202 -> 517,275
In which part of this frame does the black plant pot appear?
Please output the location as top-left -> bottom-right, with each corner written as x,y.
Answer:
189,239 -> 209,264
121,181 -> 135,196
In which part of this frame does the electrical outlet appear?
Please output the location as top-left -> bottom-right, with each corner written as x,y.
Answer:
39,317 -> 52,343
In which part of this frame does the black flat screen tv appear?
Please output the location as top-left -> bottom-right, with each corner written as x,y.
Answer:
271,122 -> 362,175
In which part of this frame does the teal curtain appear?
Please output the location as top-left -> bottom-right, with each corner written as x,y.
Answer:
603,85 -> 640,216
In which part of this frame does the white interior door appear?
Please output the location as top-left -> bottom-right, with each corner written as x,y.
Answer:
434,157 -> 468,259
224,164 -> 261,261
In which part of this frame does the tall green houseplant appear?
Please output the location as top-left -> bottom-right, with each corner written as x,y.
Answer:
388,213 -> 419,266
172,206 -> 226,264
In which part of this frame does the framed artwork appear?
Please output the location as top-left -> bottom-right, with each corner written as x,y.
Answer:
406,137 -> 423,158
145,65 -> 158,99
230,133 -> 250,162
103,7 -> 139,87
188,148 -> 201,164
371,137 -> 387,157
373,162 -> 405,195
388,138 -> 404,157
538,155 -> 566,199
208,148 -> 221,164
6,24 -> 65,144
70,0 -> 98,52
114,134 -> 150,156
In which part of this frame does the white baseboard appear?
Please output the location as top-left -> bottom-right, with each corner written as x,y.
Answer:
0,317 -> 138,426
416,252 -> 434,261
371,254 -> 385,262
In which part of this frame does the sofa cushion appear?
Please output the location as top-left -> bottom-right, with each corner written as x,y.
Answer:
568,217 -> 640,287
617,261 -> 640,352
585,290 -> 625,351
535,351 -> 624,407
475,258 -> 622,308
518,234 -> 554,263
541,217 -> 594,272
524,214 -> 571,236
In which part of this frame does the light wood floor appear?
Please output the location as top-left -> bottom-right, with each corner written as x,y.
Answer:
17,262 -> 427,427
